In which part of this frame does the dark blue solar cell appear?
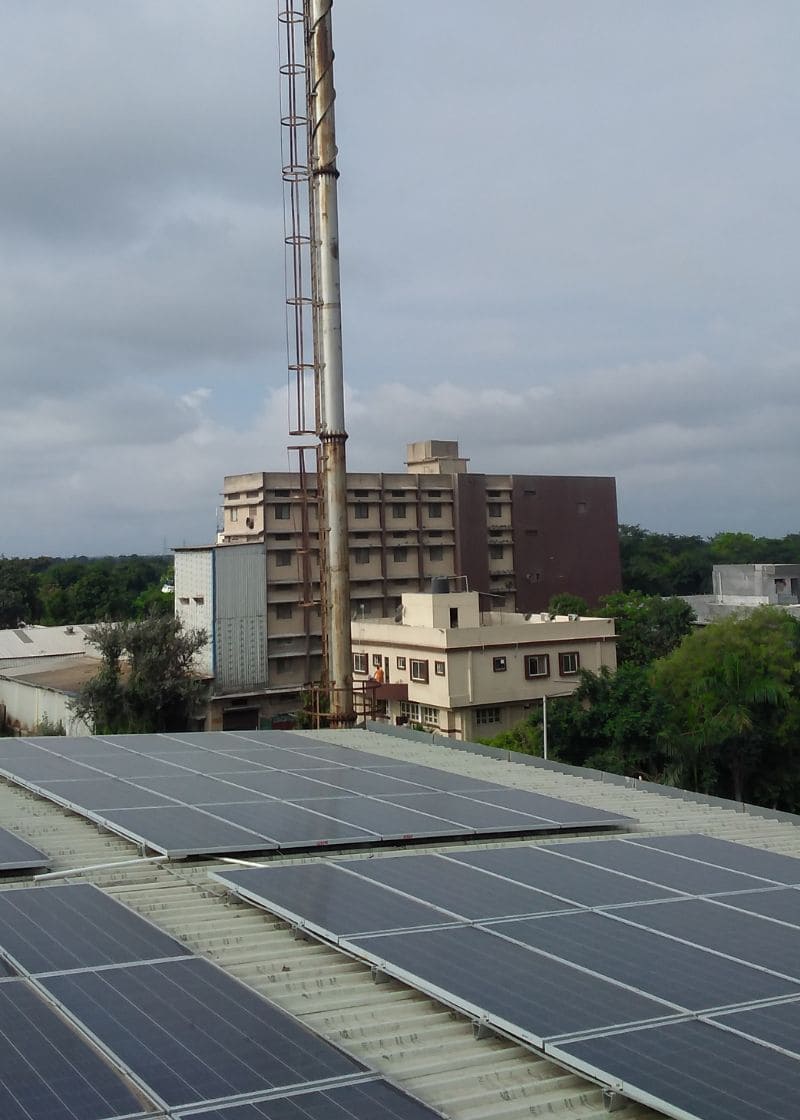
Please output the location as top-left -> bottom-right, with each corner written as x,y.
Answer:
0,882 -> 189,973
348,924 -> 671,1043
546,838 -> 769,894
40,957 -> 363,1108
450,846 -> 682,907
215,863 -> 457,938
629,833 -> 800,886
0,826 -> 48,871
0,979 -> 145,1120
96,805 -> 278,857
177,1078 -> 445,1119
340,853 -> 576,920
551,1018 -> 800,1120
489,910 -> 799,1012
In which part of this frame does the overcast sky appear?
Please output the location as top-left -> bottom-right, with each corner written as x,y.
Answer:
2,1 -> 799,556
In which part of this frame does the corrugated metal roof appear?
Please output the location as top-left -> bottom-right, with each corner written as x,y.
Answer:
2,727 -> 800,1120
0,623 -> 97,662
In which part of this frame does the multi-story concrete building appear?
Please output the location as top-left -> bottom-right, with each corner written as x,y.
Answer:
221,440 -> 620,615
351,590 -> 617,741
176,440 -> 621,729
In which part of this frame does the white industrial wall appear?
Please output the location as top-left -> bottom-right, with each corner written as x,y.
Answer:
0,678 -> 91,736
174,550 -> 215,677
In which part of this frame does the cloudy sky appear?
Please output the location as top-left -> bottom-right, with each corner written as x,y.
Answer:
2,1 -> 799,556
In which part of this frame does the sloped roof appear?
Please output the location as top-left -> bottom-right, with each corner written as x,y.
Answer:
2,727 -> 799,1120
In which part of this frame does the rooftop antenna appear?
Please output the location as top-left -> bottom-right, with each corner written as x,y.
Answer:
278,1 -> 352,723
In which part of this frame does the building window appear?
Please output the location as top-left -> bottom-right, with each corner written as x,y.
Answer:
179,597 -> 190,605
489,545 -> 504,560
228,492 -> 240,500
400,700 -> 420,722
275,551 -> 292,567
274,658 -> 288,673
410,659 -> 429,683
525,654 -> 549,678
559,651 -> 580,675
393,547 -> 408,562
275,503 -> 290,520
392,503 -> 406,518
434,660 -> 445,676
230,507 -> 239,522
525,528 -> 538,536
488,503 -> 502,518
248,506 -> 257,518
449,607 -> 458,628
372,653 -> 383,668
428,503 -> 442,518
274,489 -> 290,497
354,548 -> 370,564
421,705 -> 439,726
476,707 -> 501,726
429,546 -> 443,561
193,596 -> 204,605
353,652 -> 368,674
354,489 -> 369,497
396,656 -> 407,670
275,603 -> 293,620
493,656 -> 507,673
487,490 -> 501,498
275,533 -> 291,541
354,503 -> 369,519
577,501 -> 588,514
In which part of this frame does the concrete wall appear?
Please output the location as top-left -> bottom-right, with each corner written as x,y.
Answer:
0,677 -> 91,736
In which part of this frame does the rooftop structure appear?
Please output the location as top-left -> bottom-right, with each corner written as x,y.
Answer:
352,589 -> 616,740
682,564 -> 800,624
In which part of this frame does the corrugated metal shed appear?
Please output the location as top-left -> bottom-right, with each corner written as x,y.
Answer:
2,727 -> 800,1120
214,543 -> 268,692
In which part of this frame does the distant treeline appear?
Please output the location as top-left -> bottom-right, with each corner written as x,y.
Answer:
0,555 -> 173,628
620,525 -> 800,597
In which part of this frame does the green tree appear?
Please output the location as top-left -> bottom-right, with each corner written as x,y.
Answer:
70,615 -> 209,734
0,559 -> 40,627
652,608 -> 800,804
548,593 -> 588,616
598,591 -> 695,666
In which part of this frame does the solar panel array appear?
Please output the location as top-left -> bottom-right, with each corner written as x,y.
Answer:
0,823 -> 48,871
215,833 -> 800,1120
1,730 -> 633,857
0,881 -> 444,1120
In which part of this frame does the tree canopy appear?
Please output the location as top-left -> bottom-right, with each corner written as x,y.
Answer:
70,615 -> 209,734
597,590 -> 696,665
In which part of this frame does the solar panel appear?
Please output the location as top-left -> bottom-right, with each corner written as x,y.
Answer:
32,777 -> 175,810
549,1018 -> 800,1120
289,796 -> 473,841
10,731 -> 635,857
546,837 -> 771,894
40,957 -> 364,1109
216,864 -> 459,939
202,800 -> 381,848
94,805 -> 279,857
175,1077 -> 446,1119
488,910 -> 800,1012
347,925 -> 674,1044
0,825 -> 49,871
449,845 -> 683,907
338,853 -> 577,921
710,997 -> 800,1054
711,887 -> 800,926
0,978 -> 147,1120
0,882 -> 189,974
629,832 -> 800,885
614,898 -> 800,979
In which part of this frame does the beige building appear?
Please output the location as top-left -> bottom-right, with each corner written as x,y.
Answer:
351,590 -> 617,741
176,440 -> 621,729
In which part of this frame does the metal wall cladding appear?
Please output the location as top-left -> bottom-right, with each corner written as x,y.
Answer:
214,544 -> 268,691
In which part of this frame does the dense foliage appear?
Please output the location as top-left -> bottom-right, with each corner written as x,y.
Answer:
0,556 -> 173,625
484,605 -> 800,813
619,525 -> 800,596
70,615 -> 209,734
